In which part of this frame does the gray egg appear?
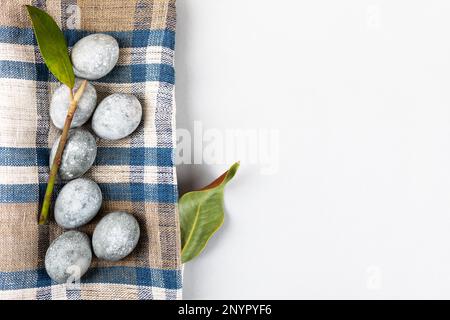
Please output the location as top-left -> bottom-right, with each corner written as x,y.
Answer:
92,212 -> 140,261
71,33 -> 119,80
54,178 -> 102,229
45,231 -> 92,284
50,79 -> 97,130
92,93 -> 142,140
49,129 -> 97,181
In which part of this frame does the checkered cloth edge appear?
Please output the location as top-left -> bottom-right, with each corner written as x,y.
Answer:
0,0 -> 181,300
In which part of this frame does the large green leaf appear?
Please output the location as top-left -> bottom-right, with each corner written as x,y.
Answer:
26,5 -> 74,88
179,162 -> 239,263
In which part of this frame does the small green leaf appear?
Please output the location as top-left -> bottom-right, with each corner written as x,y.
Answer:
179,162 -> 239,263
26,5 -> 74,88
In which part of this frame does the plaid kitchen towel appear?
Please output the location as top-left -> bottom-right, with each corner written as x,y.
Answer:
0,0 -> 181,300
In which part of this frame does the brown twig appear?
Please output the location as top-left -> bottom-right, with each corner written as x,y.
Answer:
38,80 -> 88,225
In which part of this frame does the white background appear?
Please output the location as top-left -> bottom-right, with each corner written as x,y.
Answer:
175,0 -> 450,299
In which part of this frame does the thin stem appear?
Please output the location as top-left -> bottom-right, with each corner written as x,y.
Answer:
38,80 -> 88,225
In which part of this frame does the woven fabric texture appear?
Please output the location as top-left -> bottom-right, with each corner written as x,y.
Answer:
0,0 -> 181,300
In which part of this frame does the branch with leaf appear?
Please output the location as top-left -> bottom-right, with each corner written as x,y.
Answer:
26,6 -> 87,225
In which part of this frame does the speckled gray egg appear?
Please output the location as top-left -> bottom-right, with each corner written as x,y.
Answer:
54,178 -> 102,229
45,231 -> 92,284
92,212 -> 140,261
49,129 -> 97,181
71,33 -> 119,80
50,78 -> 97,130
92,93 -> 142,140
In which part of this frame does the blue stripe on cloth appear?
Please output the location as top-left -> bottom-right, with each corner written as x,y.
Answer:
98,183 -> 177,203
0,184 -> 40,203
0,26 -> 175,50
97,147 -> 175,166
0,147 -> 174,167
0,183 -> 177,203
0,147 -> 47,166
0,61 -> 175,84
0,267 -> 182,290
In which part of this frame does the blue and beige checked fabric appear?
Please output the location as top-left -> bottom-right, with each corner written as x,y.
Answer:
0,0 -> 182,299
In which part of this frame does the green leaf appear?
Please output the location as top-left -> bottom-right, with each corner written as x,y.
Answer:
26,5 -> 74,88
179,162 -> 239,263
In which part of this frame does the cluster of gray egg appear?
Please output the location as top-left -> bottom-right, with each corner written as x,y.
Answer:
45,34 -> 142,284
